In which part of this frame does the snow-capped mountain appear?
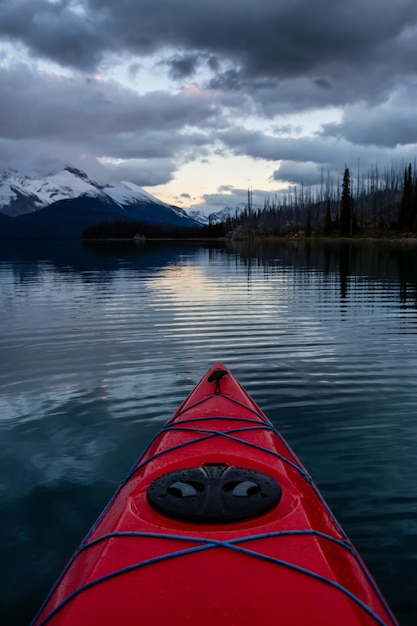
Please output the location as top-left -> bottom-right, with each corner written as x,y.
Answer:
188,210 -> 210,225
0,167 -> 188,218
0,167 -> 200,239
189,203 -> 247,226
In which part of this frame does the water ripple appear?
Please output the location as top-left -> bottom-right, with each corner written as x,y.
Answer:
1,241 -> 416,624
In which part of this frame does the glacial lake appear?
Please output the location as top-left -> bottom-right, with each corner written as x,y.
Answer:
1,239 -> 416,625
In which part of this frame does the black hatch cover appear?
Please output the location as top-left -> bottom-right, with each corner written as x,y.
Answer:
147,463 -> 281,523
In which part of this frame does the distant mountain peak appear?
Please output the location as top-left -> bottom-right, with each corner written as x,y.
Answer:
190,203 -> 247,225
0,166 -> 201,239
63,166 -> 89,179
0,167 -> 170,216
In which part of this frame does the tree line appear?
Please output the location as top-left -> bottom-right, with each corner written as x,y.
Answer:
223,161 -> 417,238
82,219 -> 224,239
83,161 -> 417,240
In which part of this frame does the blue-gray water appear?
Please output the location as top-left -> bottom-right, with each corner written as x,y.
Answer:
1,239 -> 416,625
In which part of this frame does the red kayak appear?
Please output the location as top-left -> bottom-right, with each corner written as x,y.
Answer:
32,363 -> 398,625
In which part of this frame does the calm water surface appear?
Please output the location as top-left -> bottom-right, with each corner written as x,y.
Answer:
1,240 -> 416,625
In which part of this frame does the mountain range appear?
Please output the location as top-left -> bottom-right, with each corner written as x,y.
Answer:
188,204 -> 247,226
0,167 -> 201,239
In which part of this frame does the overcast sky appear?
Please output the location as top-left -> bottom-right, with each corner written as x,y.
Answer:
1,0 -> 417,213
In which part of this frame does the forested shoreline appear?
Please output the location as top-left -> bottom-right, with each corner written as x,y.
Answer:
83,162 -> 417,240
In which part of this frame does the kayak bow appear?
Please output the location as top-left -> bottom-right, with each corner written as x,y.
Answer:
32,363 -> 398,626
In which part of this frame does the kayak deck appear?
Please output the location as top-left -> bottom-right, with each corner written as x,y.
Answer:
32,363 -> 398,626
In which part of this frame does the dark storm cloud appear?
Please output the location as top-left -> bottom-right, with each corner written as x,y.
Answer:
220,126 -> 417,185
0,0 -> 110,70
2,0 -> 417,201
0,64 -> 222,140
1,1 -> 417,124
2,1 -> 417,118
0,132 -> 177,185
321,85 -> 417,148
3,1 -> 417,91
0,61 -> 219,181
167,53 -> 200,80
272,162 -> 325,186
87,0 -> 417,91
97,158 -> 176,186
189,186 -> 269,214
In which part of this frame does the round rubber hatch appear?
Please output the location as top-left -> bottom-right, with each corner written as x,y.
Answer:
147,463 -> 281,523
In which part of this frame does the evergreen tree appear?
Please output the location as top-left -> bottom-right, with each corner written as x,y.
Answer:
340,167 -> 353,237
414,176 -> 417,231
305,206 -> 312,237
398,164 -> 415,230
324,198 -> 332,236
